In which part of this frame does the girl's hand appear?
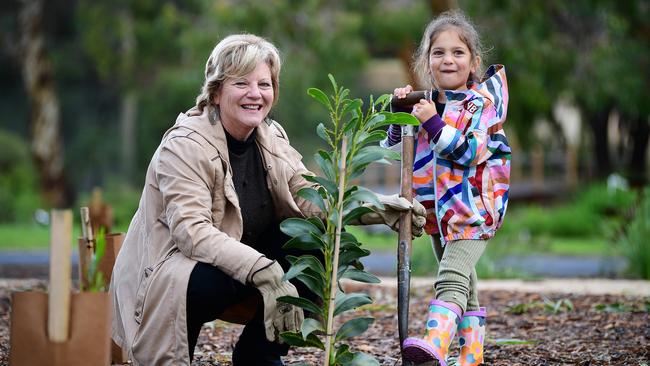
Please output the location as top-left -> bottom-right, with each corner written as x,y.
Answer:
412,99 -> 437,123
393,84 -> 413,99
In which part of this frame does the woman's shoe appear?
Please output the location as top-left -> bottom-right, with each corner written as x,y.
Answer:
457,307 -> 486,366
402,299 -> 462,366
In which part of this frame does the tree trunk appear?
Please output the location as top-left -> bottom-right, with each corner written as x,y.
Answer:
429,0 -> 457,15
585,108 -> 612,179
626,115 -> 649,187
120,91 -> 137,182
119,10 -> 137,183
19,0 -> 70,207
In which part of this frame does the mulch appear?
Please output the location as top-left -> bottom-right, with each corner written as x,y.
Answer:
1,279 -> 648,365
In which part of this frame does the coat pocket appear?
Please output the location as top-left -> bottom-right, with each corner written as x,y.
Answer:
132,249 -> 177,324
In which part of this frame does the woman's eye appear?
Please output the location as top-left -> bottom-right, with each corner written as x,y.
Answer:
259,82 -> 272,89
234,81 -> 247,87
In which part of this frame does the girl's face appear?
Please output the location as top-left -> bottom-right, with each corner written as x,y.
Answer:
428,28 -> 478,91
214,62 -> 274,140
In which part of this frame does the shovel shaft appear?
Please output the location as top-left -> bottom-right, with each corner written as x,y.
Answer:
397,124 -> 415,350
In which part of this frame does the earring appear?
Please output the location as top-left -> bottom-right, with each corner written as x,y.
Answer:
263,115 -> 272,126
209,105 -> 220,125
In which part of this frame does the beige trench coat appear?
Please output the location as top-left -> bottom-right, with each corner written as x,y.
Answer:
110,107 -> 319,365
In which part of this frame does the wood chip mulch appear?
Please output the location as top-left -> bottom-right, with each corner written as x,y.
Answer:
1,279 -> 649,365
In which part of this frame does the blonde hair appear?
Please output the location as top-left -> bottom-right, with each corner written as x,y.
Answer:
413,9 -> 484,90
195,34 -> 281,111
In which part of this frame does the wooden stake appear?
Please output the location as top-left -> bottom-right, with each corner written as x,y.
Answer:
48,209 -> 72,342
78,207 -> 94,289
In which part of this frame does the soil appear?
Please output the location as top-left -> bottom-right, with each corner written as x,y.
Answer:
1,279 -> 648,366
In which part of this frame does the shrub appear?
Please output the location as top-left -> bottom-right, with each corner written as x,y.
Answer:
0,130 -> 43,223
618,187 -> 650,279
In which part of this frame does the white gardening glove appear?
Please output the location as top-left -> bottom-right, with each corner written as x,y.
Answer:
357,193 -> 427,237
248,259 -> 304,342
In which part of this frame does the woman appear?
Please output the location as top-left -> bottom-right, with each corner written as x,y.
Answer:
110,34 -> 426,366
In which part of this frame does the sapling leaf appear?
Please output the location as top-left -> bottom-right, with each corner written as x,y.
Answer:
342,206 -> 373,226
280,218 -> 323,237
277,295 -> 321,315
339,268 -> 380,284
280,331 -> 325,350
315,151 -> 335,181
308,88 -> 331,109
304,174 -> 339,195
296,272 -> 325,299
356,130 -> 387,148
317,123 -> 334,147
334,293 -> 372,316
327,74 -> 338,91
344,187 -> 382,209
298,187 -> 327,212
388,111 -> 421,126
283,255 -> 325,280
338,246 -> 370,266
307,216 -> 326,232
334,317 -> 374,342
346,351 -> 380,366
301,318 -> 324,339
342,99 -> 362,118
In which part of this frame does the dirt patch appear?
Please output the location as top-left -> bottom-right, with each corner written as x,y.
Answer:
1,279 -> 648,365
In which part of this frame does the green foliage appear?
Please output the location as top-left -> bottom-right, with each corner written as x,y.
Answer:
593,302 -> 633,313
277,75 -> 417,365
82,227 -> 107,292
0,130 -> 43,223
497,183 -> 635,240
618,187 -> 650,279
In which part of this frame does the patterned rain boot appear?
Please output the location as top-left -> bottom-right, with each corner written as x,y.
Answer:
457,307 -> 486,366
402,299 -> 462,366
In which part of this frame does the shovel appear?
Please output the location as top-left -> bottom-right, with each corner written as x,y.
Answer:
392,90 -> 431,365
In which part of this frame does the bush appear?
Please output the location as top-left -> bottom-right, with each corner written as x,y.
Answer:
0,130 -> 43,223
618,187 -> 650,279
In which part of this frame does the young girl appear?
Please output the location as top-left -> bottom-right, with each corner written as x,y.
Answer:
383,10 -> 510,366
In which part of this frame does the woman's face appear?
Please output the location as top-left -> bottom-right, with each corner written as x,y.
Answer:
428,28 -> 477,92
215,62 -> 274,140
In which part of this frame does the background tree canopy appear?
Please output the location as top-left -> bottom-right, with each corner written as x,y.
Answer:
0,0 -> 647,214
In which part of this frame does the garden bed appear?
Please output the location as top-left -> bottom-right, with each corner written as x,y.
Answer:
0,279 -> 648,365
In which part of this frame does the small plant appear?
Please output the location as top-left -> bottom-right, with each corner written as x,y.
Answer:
82,226 -> 107,292
504,301 -> 541,315
593,302 -> 633,313
618,187 -> 650,279
277,75 -> 418,365
541,296 -> 573,314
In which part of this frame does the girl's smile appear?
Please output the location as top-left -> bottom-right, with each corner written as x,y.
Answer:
428,28 -> 478,95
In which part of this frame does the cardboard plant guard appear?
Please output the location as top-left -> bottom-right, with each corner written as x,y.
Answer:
77,207 -> 128,363
10,210 -> 111,365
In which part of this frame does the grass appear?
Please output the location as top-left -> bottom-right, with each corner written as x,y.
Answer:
0,223 -> 78,250
0,223 -> 128,251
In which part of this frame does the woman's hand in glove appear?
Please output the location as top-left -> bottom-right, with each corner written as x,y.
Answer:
249,259 -> 304,342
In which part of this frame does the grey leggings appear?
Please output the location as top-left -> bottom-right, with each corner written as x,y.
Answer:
431,236 -> 487,313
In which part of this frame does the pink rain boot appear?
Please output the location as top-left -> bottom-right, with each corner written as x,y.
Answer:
457,307 -> 486,366
402,299 -> 462,365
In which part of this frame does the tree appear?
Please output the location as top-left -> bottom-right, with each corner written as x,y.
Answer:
18,0 -> 71,207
